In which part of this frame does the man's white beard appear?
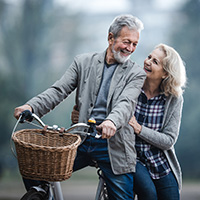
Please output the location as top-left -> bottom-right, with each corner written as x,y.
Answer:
112,47 -> 131,64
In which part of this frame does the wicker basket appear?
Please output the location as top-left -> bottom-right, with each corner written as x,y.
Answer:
12,129 -> 81,181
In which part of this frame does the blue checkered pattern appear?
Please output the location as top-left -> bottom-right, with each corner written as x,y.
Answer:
135,90 -> 171,179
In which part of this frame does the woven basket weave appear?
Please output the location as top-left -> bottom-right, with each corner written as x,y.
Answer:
12,129 -> 81,181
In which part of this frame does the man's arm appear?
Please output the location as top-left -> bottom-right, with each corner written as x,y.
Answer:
17,59 -> 79,118
106,69 -> 146,130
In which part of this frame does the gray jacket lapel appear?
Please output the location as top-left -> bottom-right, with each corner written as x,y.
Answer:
107,63 -> 128,106
94,51 -> 106,96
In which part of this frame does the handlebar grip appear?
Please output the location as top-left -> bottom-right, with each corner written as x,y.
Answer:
19,110 -> 33,123
96,126 -> 102,134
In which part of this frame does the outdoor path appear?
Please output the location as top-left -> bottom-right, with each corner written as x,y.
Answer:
1,180 -> 200,200
0,168 -> 200,200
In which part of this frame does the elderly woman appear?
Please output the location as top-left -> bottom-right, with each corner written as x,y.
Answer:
129,43 -> 186,200
71,43 -> 187,200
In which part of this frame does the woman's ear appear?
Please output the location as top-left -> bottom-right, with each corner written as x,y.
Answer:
162,71 -> 168,79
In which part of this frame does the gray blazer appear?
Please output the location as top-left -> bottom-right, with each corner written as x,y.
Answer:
26,50 -> 146,175
138,95 -> 183,190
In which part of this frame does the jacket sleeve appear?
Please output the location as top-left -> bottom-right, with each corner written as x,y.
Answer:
26,58 -> 79,117
138,96 -> 183,150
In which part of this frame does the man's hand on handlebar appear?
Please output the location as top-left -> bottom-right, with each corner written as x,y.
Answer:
14,104 -> 32,119
71,105 -> 116,139
97,120 -> 116,139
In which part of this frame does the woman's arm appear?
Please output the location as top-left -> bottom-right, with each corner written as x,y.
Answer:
129,96 -> 183,150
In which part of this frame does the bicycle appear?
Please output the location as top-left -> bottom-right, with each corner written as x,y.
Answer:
11,110 -> 109,200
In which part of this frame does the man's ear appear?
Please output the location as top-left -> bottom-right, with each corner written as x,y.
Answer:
108,32 -> 114,43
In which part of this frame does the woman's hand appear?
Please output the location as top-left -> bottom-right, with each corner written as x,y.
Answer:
129,115 -> 142,135
71,105 -> 79,124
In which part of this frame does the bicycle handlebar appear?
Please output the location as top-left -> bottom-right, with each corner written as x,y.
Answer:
20,110 -> 101,138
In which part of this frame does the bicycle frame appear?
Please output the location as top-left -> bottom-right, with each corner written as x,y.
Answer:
49,182 -> 63,200
95,169 -> 109,200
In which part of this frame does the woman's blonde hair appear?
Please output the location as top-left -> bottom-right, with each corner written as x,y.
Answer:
155,43 -> 187,97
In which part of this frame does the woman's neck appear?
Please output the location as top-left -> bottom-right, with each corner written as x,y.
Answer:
143,80 -> 161,100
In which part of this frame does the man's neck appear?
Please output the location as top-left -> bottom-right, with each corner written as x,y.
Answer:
106,49 -> 116,65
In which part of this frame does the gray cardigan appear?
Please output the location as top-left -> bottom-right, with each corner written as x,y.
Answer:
26,50 -> 146,175
138,94 -> 183,190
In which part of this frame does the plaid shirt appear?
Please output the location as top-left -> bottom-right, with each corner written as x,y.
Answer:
135,90 -> 171,179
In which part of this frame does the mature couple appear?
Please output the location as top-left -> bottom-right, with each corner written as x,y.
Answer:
14,14 -> 186,200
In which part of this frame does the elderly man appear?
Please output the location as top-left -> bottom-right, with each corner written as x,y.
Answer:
14,14 -> 146,199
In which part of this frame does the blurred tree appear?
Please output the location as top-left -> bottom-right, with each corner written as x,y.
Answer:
170,0 -> 200,180
0,0 -> 82,171
0,0 -> 54,171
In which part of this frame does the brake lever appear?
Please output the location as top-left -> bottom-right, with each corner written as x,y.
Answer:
64,123 -> 90,132
95,126 -> 102,138
31,113 -> 46,127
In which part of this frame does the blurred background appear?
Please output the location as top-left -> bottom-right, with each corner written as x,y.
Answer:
0,0 -> 200,199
